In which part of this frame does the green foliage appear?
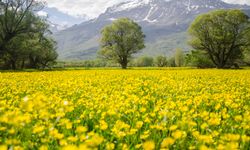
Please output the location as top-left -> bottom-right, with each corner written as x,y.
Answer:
99,18 -> 145,69
242,49 -> 250,66
189,9 -> 250,68
0,0 -> 57,70
174,48 -> 184,67
55,60 -> 120,68
154,55 -> 168,67
185,50 -> 215,68
133,56 -> 154,67
28,38 -> 58,69
168,57 -> 176,67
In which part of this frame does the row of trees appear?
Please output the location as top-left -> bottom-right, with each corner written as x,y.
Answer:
0,0 -> 58,70
131,55 -> 181,67
55,57 -> 175,68
56,48 -> 185,68
98,9 -> 250,69
131,49 -> 185,67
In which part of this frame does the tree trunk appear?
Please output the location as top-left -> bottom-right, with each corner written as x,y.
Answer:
217,64 -> 225,69
11,60 -> 16,70
121,63 -> 127,69
216,59 -> 227,69
217,63 -> 227,69
29,56 -> 38,68
120,57 -> 128,69
21,59 -> 25,69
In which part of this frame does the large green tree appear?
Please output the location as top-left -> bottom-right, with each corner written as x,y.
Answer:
189,9 -> 250,68
0,0 -> 58,70
0,0 -> 44,55
99,18 -> 145,69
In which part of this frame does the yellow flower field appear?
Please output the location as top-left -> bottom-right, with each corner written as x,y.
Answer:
0,69 -> 249,150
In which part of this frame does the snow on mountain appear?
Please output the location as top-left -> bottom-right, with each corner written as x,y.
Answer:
100,0 -> 246,25
49,22 -> 69,33
109,0 -> 151,12
39,7 -> 87,33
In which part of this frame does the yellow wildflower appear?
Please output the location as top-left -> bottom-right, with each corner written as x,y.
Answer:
143,141 -> 155,150
161,137 -> 175,148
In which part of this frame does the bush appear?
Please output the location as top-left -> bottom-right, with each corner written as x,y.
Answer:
185,50 -> 215,68
133,56 -> 154,67
154,56 -> 168,67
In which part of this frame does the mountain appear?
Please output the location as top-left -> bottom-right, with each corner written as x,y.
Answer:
48,22 -> 70,33
53,0 -> 250,60
38,7 -> 87,33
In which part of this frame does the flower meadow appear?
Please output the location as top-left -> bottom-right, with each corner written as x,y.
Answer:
0,69 -> 249,150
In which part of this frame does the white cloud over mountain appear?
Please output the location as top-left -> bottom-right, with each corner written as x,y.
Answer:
46,0 -> 125,19
224,0 -> 250,5
45,0 -> 250,19
37,11 -> 48,17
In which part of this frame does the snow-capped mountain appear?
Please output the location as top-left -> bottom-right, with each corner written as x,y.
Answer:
48,22 -> 69,33
53,0 -> 250,60
100,0 -> 247,25
38,7 -> 87,33
108,0 -> 152,13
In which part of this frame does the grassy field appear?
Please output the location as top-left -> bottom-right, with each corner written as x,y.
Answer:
0,69 -> 250,150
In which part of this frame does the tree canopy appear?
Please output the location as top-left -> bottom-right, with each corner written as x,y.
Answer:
188,9 -> 250,68
0,0 -> 57,69
98,18 -> 145,69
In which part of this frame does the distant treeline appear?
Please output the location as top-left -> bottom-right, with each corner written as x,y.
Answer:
0,0 -> 58,70
57,55 -> 250,69
57,46 -> 250,68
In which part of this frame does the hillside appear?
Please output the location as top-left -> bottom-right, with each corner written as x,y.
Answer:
53,0 -> 250,60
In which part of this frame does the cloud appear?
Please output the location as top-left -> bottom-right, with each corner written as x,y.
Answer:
45,0 -> 250,19
46,0 -> 127,19
223,0 -> 250,5
37,10 -> 48,17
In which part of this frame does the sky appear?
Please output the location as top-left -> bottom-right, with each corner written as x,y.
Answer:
44,0 -> 250,19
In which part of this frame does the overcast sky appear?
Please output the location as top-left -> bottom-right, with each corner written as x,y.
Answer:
45,0 -> 250,19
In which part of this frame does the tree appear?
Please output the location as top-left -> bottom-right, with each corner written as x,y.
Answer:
2,34 -> 29,69
99,18 -> 145,69
168,57 -> 176,67
174,48 -> 184,67
189,9 -> 250,68
0,0 -> 57,70
155,55 -> 168,67
135,56 -> 154,67
28,37 -> 58,69
0,0 -> 44,57
185,50 -> 215,68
